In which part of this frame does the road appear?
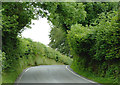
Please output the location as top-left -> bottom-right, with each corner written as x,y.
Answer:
15,65 -> 100,85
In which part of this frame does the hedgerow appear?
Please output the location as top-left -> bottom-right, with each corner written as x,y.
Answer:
2,37 -> 72,83
67,11 -> 120,83
2,37 -> 72,71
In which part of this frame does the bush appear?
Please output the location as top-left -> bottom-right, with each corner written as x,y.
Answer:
2,37 -> 73,83
43,45 -> 73,65
3,37 -> 72,71
67,24 -> 95,57
67,11 -> 120,83
68,11 -> 120,61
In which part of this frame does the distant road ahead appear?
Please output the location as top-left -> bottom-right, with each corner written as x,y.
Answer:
15,65 -> 100,85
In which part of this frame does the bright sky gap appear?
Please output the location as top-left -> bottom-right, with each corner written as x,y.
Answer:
22,17 -> 51,46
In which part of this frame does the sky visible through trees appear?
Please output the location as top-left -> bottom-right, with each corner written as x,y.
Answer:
1,1 -> 120,84
22,17 -> 51,46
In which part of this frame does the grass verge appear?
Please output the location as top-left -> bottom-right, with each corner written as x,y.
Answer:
70,65 -> 117,85
2,55 -> 64,84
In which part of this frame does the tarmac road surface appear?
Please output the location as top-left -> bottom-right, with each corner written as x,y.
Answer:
15,65 -> 101,85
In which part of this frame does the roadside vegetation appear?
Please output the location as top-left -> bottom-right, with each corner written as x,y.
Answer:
42,2 -> 120,84
1,2 -> 120,84
2,38 -> 72,83
68,11 -> 120,84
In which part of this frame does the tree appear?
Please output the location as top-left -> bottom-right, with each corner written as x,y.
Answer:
48,27 -> 69,55
39,2 -> 118,55
39,2 -> 86,55
80,2 -> 118,26
118,1 -> 120,23
2,2 -> 38,69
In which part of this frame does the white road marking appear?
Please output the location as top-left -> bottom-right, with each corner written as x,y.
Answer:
16,65 -> 102,85
17,67 -> 32,85
66,65 -> 101,84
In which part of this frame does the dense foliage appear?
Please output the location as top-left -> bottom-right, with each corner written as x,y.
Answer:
40,3 -> 120,83
2,37 -> 72,83
82,2 -> 118,26
39,2 -> 86,55
2,2 -> 120,84
67,8 -> 120,83
2,2 -> 72,83
2,2 -> 36,70
68,11 -> 120,60
2,37 -> 72,71
40,2 -> 118,55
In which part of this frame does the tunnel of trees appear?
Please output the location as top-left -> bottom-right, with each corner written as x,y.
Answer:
1,1 -> 120,84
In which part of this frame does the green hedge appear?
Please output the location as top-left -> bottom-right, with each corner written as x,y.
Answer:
68,11 -> 120,61
2,38 -> 72,83
2,37 -> 72,70
67,11 -> 120,83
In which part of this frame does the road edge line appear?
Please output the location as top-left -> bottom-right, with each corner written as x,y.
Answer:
15,67 -> 32,85
66,65 -> 100,84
